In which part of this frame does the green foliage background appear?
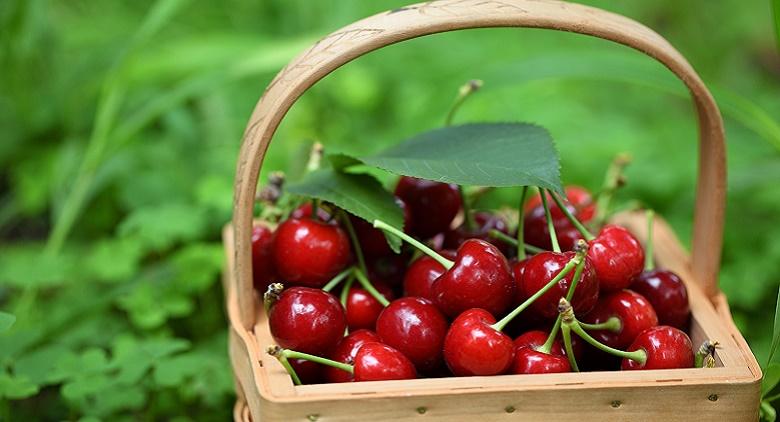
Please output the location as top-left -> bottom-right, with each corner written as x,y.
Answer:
1,0 -> 778,420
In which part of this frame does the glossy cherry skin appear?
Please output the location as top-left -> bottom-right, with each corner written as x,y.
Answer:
587,225 -> 644,291
510,258 -> 531,306
443,212 -> 514,256
353,342 -> 417,381
443,309 -> 515,376
621,326 -> 694,370
403,250 -> 456,301
345,281 -> 394,331
272,218 -> 352,288
251,224 -> 276,291
519,251 -> 598,320
376,297 -> 449,372
325,329 -> 381,383
268,287 -> 346,354
524,186 -> 595,252
350,198 -> 412,258
511,330 -> 570,374
583,289 -> 658,349
368,253 -> 408,288
631,269 -> 690,329
432,239 -> 515,318
394,176 -> 461,238
289,358 -> 324,384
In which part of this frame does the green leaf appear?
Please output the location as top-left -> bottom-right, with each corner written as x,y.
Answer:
0,312 -> 15,332
360,123 -> 562,193
774,0 -> 780,53
287,168 -> 404,252
765,363 -> 780,396
763,400 -> 778,422
118,203 -> 209,252
0,372 -> 39,399
769,287 -> 780,364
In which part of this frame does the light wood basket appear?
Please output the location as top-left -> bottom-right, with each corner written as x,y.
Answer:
223,1 -> 762,420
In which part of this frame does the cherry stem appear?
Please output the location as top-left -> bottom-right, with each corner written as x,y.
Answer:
559,298 -> 646,365
561,323 -> 580,372
459,185 -> 476,231
517,186 -> 529,260
539,242 -> 588,354
595,154 -> 631,227
540,189 -> 561,253
263,283 -> 284,314
373,220 -> 454,269
272,347 -> 354,374
644,209 -> 655,271
322,267 -> 354,293
339,211 -> 368,276
340,275 -> 355,308
311,199 -> 321,222
549,190 -> 595,241
353,268 -> 390,307
490,250 -> 584,332
488,229 -> 544,254
579,317 -> 621,333
445,79 -> 483,126
267,346 -> 303,385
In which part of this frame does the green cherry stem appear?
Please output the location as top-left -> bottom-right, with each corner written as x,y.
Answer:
490,250 -> 584,332
595,154 -> 631,227
353,268 -> 390,307
269,346 -> 354,374
561,323 -> 580,372
373,220 -> 454,270
539,240 -> 588,354
645,209 -> 655,271
579,317 -> 621,332
550,190 -> 595,241
267,346 -> 303,385
322,267 -> 354,293
340,275 -> 355,308
459,185 -> 476,230
444,79 -> 483,126
517,186 -> 529,260
488,229 -> 545,254
540,189 -> 561,253
311,199 -> 321,222
339,211 -> 368,276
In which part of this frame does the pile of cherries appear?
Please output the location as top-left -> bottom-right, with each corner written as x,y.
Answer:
254,175 -> 703,384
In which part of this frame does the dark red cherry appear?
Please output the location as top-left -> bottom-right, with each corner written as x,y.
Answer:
443,308 -> 515,376
587,225 -> 644,291
368,254 -> 408,288
519,251 -> 598,320
350,198 -> 412,258
432,239 -> 515,318
376,297 -> 449,372
325,329 -> 380,383
621,326 -> 694,370
268,287 -> 346,354
513,330 -> 565,355
583,289 -> 658,349
291,202 -> 333,222
510,258 -> 531,306
403,250 -> 457,301
525,186 -> 595,221
512,330 -> 570,375
353,342 -> 417,381
394,176 -> 461,238
523,186 -> 595,251
288,358 -> 323,384
345,281 -> 394,331
272,218 -> 352,288
631,269 -> 690,329
251,224 -> 276,291
443,212 -> 514,256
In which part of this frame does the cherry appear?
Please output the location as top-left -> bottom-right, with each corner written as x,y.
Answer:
524,186 -> 595,251
291,202 -> 333,222
512,330 -> 570,374
394,176 -> 461,238
524,186 -> 595,221
353,342 -> 417,381
272,217 -> 352,288
587,225 -> 644,291
368,254 -> 408,288
621,326 -> 694,370
582,289 -> 658,349
267,286 -> 346,354
402,250 -> 456,301
443,308 -> 515,376
519,251 -> 598,320
324,329 -> 381,383
349,198 -> 412,258
443,211 -> 513,256
376,297 -> 449,372
345,280 -> 395,331
251,224 -> 276,291
510,257 -> 530,306
288,358 -> 324,384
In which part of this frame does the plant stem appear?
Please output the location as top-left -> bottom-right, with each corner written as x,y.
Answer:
444,79 -> 483,126
488,230 -> 545,254
311,199 -> 321,222
595,154 -> 631,227
491,251 -> 583,332
340,276 -> 355,309
517,186 -> 529,260
353,268 -> 390,307
322,267 -> 354,293
562,312 -> 646,365
550,191 -> 595,241
458,185 -> 476,230
340,211 -> 368,275
540,189 -> 561,253
540,246 -> 588,353
561,324 -> 580,372
644,209 -> 655,271
277,353 -> 303,385
281,349 -> 354,374
374,220 -> 454,269
579,317 -> 621,332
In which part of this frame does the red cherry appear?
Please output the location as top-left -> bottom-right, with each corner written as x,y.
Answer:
525,186 -> 595,221
511,330 -> 570,375
350,198 -> 412,258
353,342 -> 417,381
443,308 -> 515,376
288,358 -> 323,384
345,281 -> 394,331
514,330 -> 565,355
268,287 -> 346,354
510,258 -> 531,306
443,212 -> 514,256
376,297 -> 449,373
524,186 -> 595,251
368,254 -> 408,288
394,176 -> 461,238
587,225 -> 644,291
325,329 -> 381,383
519,251 -> 598,320
251,224 -> 276,291
631,269 -> 690,329
432,239 -> 515,318
403,250 -> 457,301
272,218 -> 352,288
583,289 -> 658,349
291,203 -> 333,222
621,326 -> 694,370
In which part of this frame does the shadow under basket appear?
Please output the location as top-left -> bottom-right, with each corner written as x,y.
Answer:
222,0 -> 762,420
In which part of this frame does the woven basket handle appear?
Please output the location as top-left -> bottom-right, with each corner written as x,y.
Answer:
232,0 -> 726,329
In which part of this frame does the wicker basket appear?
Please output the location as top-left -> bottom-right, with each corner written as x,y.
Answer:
222,1 -> 762,420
